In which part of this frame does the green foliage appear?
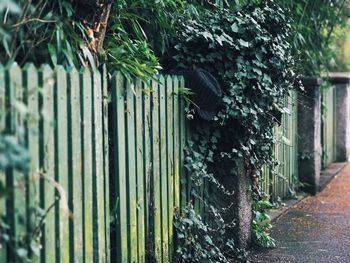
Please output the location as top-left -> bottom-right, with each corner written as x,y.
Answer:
281,0 -> 350,75
251,200 -> 276,248
0,0 -> 93,68
0,104 -> 51,261
171,1 -> 295,167
0,204 -> 47,261
0,128 -> 43,261
0,131 -> 29,172
167,1 -> 296,259
103,0 -> 203,80
174,204 -> 234,263
103,1 -> 162,81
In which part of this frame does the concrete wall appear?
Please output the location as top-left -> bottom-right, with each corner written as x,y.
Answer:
298,77 -> 322,194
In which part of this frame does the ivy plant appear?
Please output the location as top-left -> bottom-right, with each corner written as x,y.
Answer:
164,1 -> 296,260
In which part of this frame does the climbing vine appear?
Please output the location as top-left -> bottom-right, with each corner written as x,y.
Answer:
164,1 -> 297,260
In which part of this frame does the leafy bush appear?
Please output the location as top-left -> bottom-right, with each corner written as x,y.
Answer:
0,131 -> 29,172
252,200 -> 276,248
166,1 -> 296,259
103,1 -> 162,80
169,1 -> 295,175
281,0 -> 350,75
0,0 -> 93,68
174,204 -> 234,263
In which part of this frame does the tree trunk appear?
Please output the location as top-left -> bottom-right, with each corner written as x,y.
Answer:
73,0 -> 112,65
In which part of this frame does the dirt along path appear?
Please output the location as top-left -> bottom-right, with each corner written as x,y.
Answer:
249,163 -> 350,263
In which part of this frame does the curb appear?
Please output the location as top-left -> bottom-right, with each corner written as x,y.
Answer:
268,162 -> 347,223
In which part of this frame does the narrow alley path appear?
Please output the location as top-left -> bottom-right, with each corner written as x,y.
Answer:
249,163 -> 350,263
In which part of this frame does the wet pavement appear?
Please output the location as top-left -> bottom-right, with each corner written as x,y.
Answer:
249,163 -> 350,263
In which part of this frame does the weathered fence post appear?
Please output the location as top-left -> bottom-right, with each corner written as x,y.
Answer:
231,160 -> 252,249
298,77 -> 322,194
329,73 -> 350,162
213,158 -> 252,249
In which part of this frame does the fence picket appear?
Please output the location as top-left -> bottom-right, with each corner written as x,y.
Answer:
166,75 -> 174,257
125,78 -> 138,262
92,70 -> 106,261
7,63 -> 27,261
151,77 -> 162,260
39,64 -> 56,263
173,76 -> 180,210
111,73 -> 128,262
68,68 -> 83,262
135,79 -> 145,262
0,64 -> 6,262
142,80 -> 152,256
159,76 -> 169,262
55,65 -> 70,263
321,86 -> 337,168
102,66 -> 110,261
179,77 -> 187,208
23,64 -> 40,262
80,68 -> 93,263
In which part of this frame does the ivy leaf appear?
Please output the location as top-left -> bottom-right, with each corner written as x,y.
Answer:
238,39 -> 249,47
231,23 -> 239,33
16,248 -> 28,259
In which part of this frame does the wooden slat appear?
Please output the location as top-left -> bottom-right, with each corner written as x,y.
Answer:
292,92 -> 295,184
4,67 -> 13,260
272,125 -> 278,201
135,79 -> 145,262
286,95 -> 291,193
142,80 -> 152,254
0,64 -> 7,262
101,66 -> 110,261
125,78 -> 138,262
151,77 -> 162,261
283,95 -> 288,197
55,65 -> 70,263
92,70 -> 106,261
295,91 -> 299,181
158,76 -> 169,262
291,93 -> 296,190
39,64 -> 56,263
112,73 -> 128,262
166,75 -> 174,257
173,76 -> 180,209
321,89 -> 326,168
279,121 -> 284,198
68,68 -> 83,262
321,86 -> 336,167
8,63 -> 26,261
0,64 -> 4,130
24,64 -> 40,262
80,68 -> 93,263
179,77 -> 187,208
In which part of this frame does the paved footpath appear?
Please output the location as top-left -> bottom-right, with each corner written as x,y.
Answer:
249,164 -> 350,263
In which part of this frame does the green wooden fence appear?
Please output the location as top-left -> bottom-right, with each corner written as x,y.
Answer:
260,91 -> 299,202
109,73 -> 186,262
321,86 -> 337,168
1,63 -> 340,263
0,63 -> 188,263
0,63 -> 109,263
